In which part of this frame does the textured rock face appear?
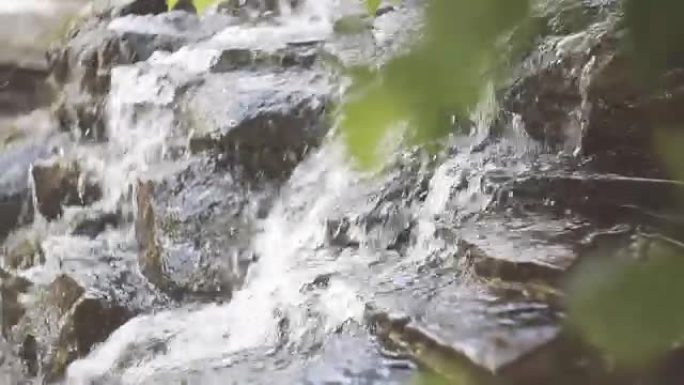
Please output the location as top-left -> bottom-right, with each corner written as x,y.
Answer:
49,11 -> 234,140
0,65 -> 52,116
0,144 -> 50,241
185,70 -> 330,180
4,273 -> 134,383
506,1 -> 684,178
135,159 -> 266,297
31,159 -> 101,221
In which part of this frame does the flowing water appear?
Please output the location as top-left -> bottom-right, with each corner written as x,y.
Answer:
1,1 -> 578,384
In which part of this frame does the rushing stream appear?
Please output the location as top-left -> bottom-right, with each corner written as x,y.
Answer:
3,0 -> 683,384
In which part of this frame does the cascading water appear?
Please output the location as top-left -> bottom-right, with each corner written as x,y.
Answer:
17,2 -> 425,383
2,1 -> 589,384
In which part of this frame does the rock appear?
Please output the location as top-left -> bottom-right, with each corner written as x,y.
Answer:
0,335 -> 26,384
0,270 -> 32,337
504,30 -> 598,150
496,173 -> 684,229
2,233 -> 44,270
6,273 -> 134,382
114,0 -> 167,17
456,213 -> 588,284
505,11 -> 684,177
47,275 -> 86,316
367,273 -> 566,383
71,212 -> 121,238
48,11 -> 233,140
0,65 -> 52,117
215,0 -> 296,17
580,56 -> 684,176
207,46 -> 319,72
135,157 -> 268,297
19,334 -> 39,377
375,5 -> 396,18
186,70 -> 330,181
0,0 -> 88,70
171,0 -> 197,13
44,296 -> 133,382
31,159 -> 101,221
0,144 -> 50,241
324,218 -> 358,248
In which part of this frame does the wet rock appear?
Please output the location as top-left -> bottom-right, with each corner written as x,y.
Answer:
497,173 -> 684,227
0,64 -> 52,116
31,159 -> 101,221
47,275 -> 86,316
375,5 -> 395,18
114,0 -> 167,17
135,157 -> 268,297
368,276 -> 565,383
580,56 -> 684,176
215,0 -> 297,17
44,296 -> 133,382
19,335 -> 39,377
71,212 -> 121,238
186,70 -> 330,181
504,30 -> 598,150
208,46 -> 319,72
172,0 -> 197,13
534,0 -> 617,36
7,273 -> 134,382
325,218 -> 358,248
0,144 -> 49,241
457,218 -> 583,284
1,335 -> 27,384
2,234 -> 44,271
0,270 -> 32,337
135,180 -> 166,291
505,11 -> 684,177
48,11 -> 233,139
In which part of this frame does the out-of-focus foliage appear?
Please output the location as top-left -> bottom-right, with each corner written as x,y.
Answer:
365,0 -> 382,15
567,241 -> 684,366
167,0 -> 215,13
623,0 -> 684,78
341,0 -> 532,168
413,371 -> 466,385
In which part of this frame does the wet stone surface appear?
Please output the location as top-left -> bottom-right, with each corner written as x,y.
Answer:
136,157 -> 269,298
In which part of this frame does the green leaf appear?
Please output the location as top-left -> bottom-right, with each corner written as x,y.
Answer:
568,241 -> 684,366
366,0 -> 382,14
340,0 -> 533,169
167,0 -> 217,14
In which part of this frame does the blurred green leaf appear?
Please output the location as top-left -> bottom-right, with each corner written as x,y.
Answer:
366,0 -> 382,15
568,242 -> 684,366
623,0 -> 684,77
168,0 -> 216,13
413,371 -> 456,385
340,0 -> 533,168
